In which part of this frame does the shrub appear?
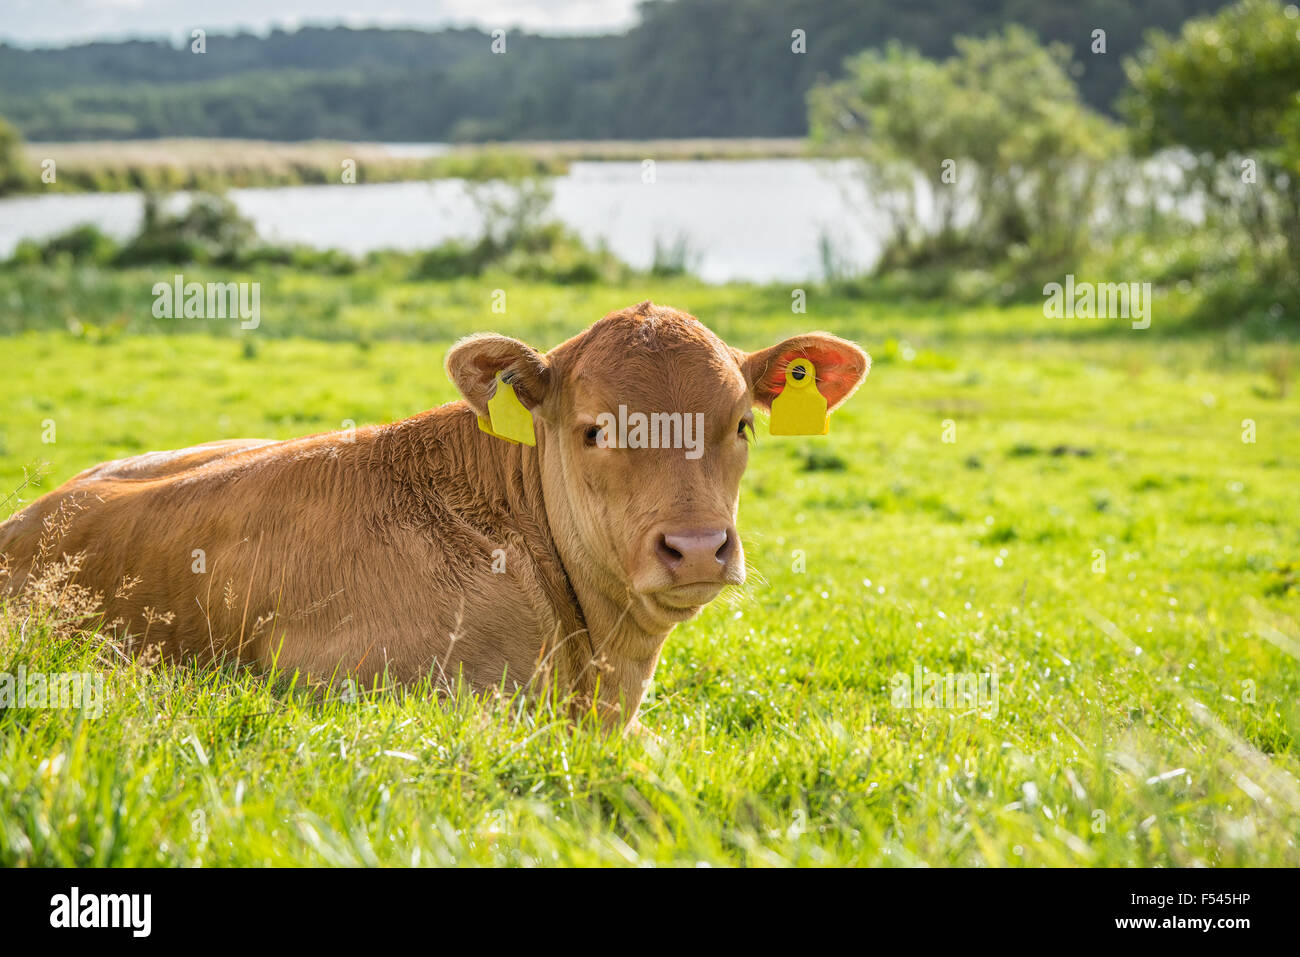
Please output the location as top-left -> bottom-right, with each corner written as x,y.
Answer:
413,177 -> 625,283
113,192 -> 258,266
0,116 -> 31,195
10,224 -> 120,266
650,233 -> 700,278
809,27 -> 1122,270
1121,0 -> 1300,280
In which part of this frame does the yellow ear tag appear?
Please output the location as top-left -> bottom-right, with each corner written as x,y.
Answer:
477,415 -> 517,444
482,372 -> 536,446
769,358 -> 829,436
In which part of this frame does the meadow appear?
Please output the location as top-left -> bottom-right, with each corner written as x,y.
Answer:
0,265 -> 1298,866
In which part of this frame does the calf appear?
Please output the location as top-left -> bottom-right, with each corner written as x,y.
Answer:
0,302 -> 869,727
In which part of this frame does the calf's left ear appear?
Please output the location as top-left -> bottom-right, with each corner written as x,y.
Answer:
445,334 -> 552,418
742,333 -> 870,412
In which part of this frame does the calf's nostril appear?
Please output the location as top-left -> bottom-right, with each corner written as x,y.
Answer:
655,534 -> 684,570
715,529 -> 736,562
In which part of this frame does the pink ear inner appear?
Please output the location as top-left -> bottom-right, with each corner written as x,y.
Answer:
760,343 -> 865,409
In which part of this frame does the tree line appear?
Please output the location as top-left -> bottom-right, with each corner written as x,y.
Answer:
0,0 -> 1230,142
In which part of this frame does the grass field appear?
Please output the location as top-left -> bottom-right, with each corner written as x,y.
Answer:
1,267 -> 1298,865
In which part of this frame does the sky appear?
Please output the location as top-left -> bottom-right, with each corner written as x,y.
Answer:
0,0 -> 644,47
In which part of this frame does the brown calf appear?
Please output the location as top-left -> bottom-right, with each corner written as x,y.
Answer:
0,301 -> 869,727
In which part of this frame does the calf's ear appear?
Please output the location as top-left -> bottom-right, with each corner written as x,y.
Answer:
742,333 -> 870,412
445,334 -> 552,417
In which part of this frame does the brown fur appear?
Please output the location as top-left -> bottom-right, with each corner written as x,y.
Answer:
1,303 -> 869,728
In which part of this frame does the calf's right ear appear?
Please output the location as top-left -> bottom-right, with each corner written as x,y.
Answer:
445,334 -> 552,418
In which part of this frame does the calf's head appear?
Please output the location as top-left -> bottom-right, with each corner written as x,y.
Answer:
447,302 -> 869,631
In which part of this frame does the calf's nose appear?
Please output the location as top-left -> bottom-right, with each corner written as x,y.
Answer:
655,528 -> 737,583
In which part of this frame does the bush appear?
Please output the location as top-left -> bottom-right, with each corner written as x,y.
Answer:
809,27 -> 1122,271
414,239 -> 496,280
113,192 -> 259,266
1121,0 -> 1300,280
0,116 -> 30,195
650,233 -> 700,277
497,224 -> 622,284
414,224 -> 623,285
414,177 -> 625,283
10,224 -> 120,267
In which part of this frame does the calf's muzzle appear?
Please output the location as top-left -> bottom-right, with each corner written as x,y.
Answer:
654,527 -> 739,584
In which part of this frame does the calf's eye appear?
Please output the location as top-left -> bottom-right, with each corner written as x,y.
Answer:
583,425 -> 602,447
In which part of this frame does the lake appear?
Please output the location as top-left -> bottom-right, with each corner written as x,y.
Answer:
0,159 -> 888,283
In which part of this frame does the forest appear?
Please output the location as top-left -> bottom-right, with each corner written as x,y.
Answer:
0,0 -> 1231,141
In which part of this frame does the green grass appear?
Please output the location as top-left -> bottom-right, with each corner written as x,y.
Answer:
1,266 -> 1298,865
